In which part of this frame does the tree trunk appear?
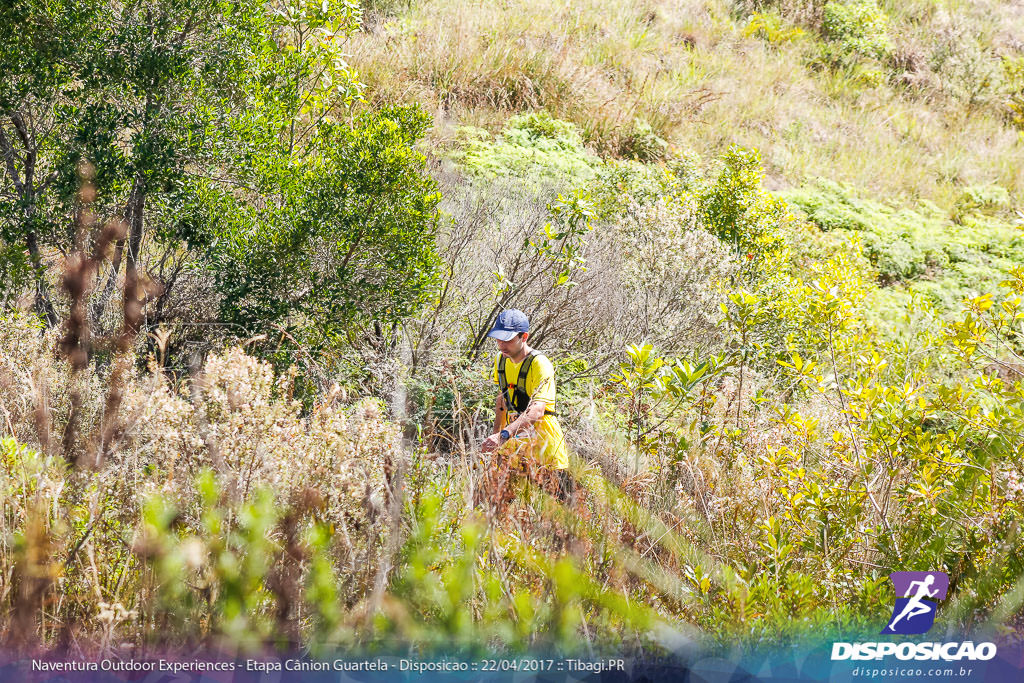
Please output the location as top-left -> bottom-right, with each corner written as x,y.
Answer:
123,175 -> 147,335
26,230 -> 58,326
1,116 -> 58,326
92,174 -> 144,327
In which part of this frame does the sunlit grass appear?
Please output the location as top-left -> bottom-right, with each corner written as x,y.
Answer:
349,0 -> 1023,206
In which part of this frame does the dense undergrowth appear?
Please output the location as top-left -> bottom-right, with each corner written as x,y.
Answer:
2,0 -> 1024,664
4,143 -> 1024,656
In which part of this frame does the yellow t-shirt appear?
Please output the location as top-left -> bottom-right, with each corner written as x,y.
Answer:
492,352 -> 569,470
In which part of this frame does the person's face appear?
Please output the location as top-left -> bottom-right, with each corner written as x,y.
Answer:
495,332 -> 527,358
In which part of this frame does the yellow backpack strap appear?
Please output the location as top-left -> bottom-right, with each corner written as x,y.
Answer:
524,353 -> 558,417
497,354 -> 513,410
518,351 -> 536,387
509,351 -> 536,413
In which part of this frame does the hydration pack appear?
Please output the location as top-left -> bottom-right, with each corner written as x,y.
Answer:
497,351 -> 557,416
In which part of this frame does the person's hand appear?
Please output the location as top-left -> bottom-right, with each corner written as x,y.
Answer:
481,432 -> 504,453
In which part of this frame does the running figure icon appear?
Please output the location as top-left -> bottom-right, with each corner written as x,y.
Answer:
887,575 -> 938,632
882,571 -> 949,635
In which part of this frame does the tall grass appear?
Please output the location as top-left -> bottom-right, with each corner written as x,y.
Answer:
348,0 -> 1024,205
4,224 -> 1024,654
3,0 -> 1024,660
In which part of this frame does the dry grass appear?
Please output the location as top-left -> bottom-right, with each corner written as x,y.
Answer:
0,312 -> 397,651
350,0 -> 725,156
348,0 -> 1024,206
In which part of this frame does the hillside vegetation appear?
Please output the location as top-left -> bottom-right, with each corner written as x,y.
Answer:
353,0 -> 1024,205
1,0 -> 1024,664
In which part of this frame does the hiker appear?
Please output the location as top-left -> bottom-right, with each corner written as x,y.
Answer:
480,309 -> 574,502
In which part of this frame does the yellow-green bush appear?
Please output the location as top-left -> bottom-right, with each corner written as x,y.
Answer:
744,11 -> 806,45
821,0 -> 889,59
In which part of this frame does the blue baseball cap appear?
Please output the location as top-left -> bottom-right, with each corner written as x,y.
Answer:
487,309 -> 529,341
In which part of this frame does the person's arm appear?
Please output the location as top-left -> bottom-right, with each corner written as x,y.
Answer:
481,395 -> 545,453
502,399 -> 546,436
481,392 -> 508,453
500,363 -> 553,440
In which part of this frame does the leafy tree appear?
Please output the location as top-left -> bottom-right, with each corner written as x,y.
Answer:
0,0 -> 103,323
75,0 -> 267,328
697,145 -> 788,271
207,106 -> 441,344
1,0 -> 266,330
1,0 -> 441,361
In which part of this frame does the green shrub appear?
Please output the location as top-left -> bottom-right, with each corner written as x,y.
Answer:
511,110 -> 580,142
697,145 -> 788,268
619,118 -> 669,162
451,111 -> 600,182
952,184 -> 1011,223
0,242 -> 31,309
588,158 -> 671,219
140,470 -> 352,651
780,179 -> 1024,305
821,0 -> 889,59
927,29 -> 1001,111
666,149 -> 705,194
1005,57 -> 1024,130
374,487 -> 665,655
